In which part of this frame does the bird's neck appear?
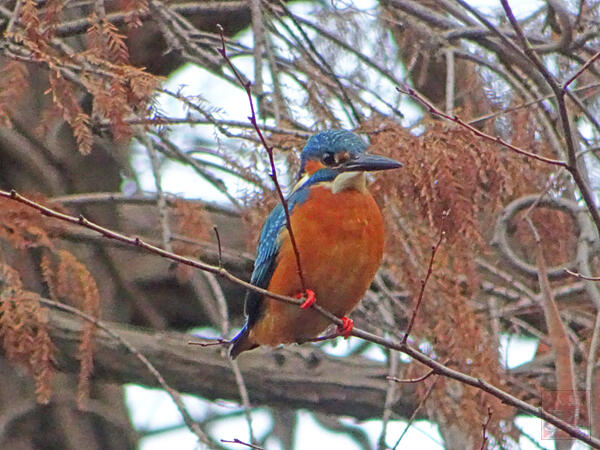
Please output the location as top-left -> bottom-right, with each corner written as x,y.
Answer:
331,171 -> 367,194
290,170 -> 367,197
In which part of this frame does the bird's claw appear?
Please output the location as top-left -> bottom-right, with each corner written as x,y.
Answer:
296,289 -> 316,309
337,317 -> 353,339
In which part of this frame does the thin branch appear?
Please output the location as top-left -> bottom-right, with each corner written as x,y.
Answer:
563,49 -> 600,90
216,24 -> 308,293
445,47 -> 455,115
283,8 -> 404,101
0,190 -> 307,310
221,438 -> 264,449
37,298 -> 210,445
467,82 -> 600,126
273,0 -> 362,124
213,226 -> 223,268
388,369 -> 436,384
197,227 -> 255,444
402,228 -> 445,344
127,114 -> 311,138
396,85 -> 568,167
565,269 -> 600,281
500,0 -> 600,240
5,0 -> 23,35
0,2 -> 249,39
480,407 -> 493,450
151,132 -> 243,209
228,359 -> 255,444
588,312 -> 600,438
391,377 -> 439,450
140,134 -> 173,252
250,0 -> 265,116
205,266 -> 255,443
527,217 -> 579,438
378,348 -> 399,450
1,189 -> 599,447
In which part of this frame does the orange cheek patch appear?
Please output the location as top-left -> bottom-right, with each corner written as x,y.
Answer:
304,160 -> 325,175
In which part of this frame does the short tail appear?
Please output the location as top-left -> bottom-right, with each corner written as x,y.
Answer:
229,325 -> 258,359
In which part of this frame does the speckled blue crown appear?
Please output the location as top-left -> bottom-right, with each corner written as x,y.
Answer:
300,130 -> 368,166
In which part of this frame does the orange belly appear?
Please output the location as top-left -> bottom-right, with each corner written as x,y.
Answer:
250,185 -> 384,346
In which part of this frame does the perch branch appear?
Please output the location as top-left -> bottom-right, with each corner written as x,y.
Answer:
1,189 -> 599,447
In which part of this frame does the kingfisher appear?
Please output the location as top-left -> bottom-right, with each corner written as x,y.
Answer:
229,129 -> 402,358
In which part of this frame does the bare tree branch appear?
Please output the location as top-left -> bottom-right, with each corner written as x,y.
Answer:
2,189 -> 599,447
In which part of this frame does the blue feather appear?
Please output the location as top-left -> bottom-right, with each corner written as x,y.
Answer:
244,168 -> 338,326
299,130 -> 367,173
243,130 -> 367,326
231,129 -> 400,357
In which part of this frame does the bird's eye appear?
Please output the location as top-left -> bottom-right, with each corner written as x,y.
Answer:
321,152 -> 336,166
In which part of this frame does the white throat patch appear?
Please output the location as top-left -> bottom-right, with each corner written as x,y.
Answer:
331,171 -> 367,194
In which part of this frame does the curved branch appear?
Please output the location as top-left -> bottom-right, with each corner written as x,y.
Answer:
1,190 -> 599,447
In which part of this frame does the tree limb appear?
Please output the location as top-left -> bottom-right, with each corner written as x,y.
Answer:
45,304 -> 419,421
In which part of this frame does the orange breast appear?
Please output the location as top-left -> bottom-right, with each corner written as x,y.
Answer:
250,185 -> 384,346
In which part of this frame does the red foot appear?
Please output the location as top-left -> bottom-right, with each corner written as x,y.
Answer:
296,289 -> 316,309
337,317 -> 354,339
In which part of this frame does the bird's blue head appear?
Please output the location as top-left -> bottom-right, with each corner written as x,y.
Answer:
298,129 -> 402,178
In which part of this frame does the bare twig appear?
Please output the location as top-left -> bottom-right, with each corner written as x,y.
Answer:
402,229 -> 445,344
250,0 -> 265,115
588,312 -> 600,438
141,135 -> 173,252
396,85 -> 568,168
527,217 -> 579,439
228,359 -> 255,443
0,2 -> 249,39
201,234 -> 255,444
564,49 -> 600,90
378,348 -> 399,450
467,82 -> 600,126
445,47 -> 455,115
480,407 -> 492,450
391,377 -> 439,450
38,298 -> 209,445
188,338 -> 230,347
221,438 -> 264,449
565,269 -> 600,281
388,368 -> 436,384
151,133 -> 243,209
1,189 -> 599,447
273,0 -> 362,124
5,0 -> 23,35
216,24 -> 308,294
213,226 -> 223,268
500,0 -> 600,240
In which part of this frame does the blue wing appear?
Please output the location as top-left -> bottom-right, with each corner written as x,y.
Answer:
243,169 -> 338,327
244,202 -> 285,326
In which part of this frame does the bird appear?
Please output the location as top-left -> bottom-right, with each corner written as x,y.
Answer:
229,129 -> 402,358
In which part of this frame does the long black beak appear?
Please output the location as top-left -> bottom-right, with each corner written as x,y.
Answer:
340,153 -> 403,172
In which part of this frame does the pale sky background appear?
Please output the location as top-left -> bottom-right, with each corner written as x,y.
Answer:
127,1 -> 591,449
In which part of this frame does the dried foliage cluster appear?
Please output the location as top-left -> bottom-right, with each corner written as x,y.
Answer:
0,263 -> 53,404
0,199 -> 101,407
1,0 -> 158,154
41,250 -> 100,405
358,117 -> 557,440
172,199 -> 211,255
1,0 -> 600,448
